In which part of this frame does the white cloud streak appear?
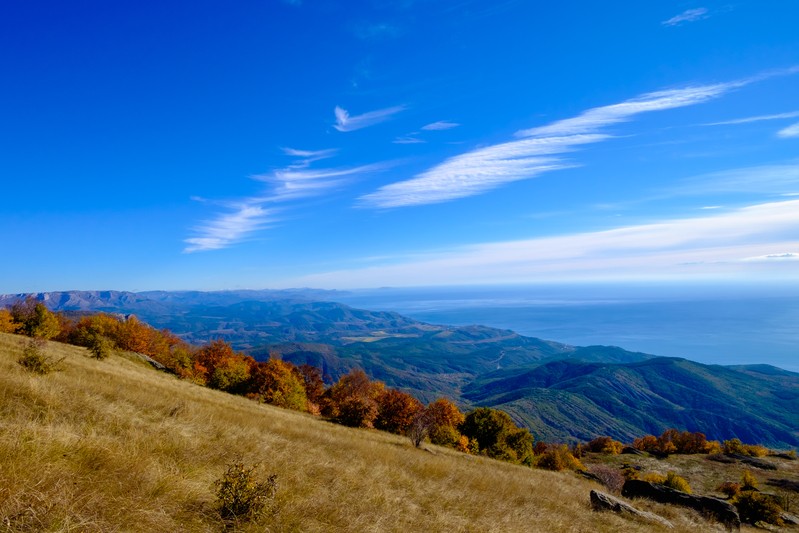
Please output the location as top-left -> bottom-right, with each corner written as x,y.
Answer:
360,134 -> 605,207
185,151 -> 389,252
778,122 -> 799,138
291,199 -> 799,287
702,110 -> 799,126
662,8 -> 709,26
515,83 -> 742,138
361,81 -> 748,209
393,136 -> 426,144
422,120 -> 460,131
184,204 -> 273,253
334,105 -> 406,132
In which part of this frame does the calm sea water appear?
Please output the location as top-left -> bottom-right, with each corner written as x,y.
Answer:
334,283 -> 799,372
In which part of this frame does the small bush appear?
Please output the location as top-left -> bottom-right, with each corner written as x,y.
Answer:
717,481 -> 741,499
642,472 -> 666,484
643,471 -> 691,493
741,469 -> 758,491
664,471 -> 691,493
536,445 -> 584,472
586,436 -> 623,455
87,334 -> 114,360
214,462 -> 277,523
17,338 -> 64,374
742,444 -> 769,457
733,491 -> 784,526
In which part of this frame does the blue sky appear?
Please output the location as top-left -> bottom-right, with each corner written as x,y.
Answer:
1,0 -> 798,292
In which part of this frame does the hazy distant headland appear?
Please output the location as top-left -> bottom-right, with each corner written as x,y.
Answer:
333,282 -> 799,373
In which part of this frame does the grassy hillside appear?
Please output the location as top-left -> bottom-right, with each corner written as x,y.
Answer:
1,332 -> 735,532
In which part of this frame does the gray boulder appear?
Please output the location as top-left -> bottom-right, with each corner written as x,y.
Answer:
590,490 -> 673,528
622,479 -> 740,530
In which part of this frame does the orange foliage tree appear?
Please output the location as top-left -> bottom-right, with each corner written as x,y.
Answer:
374,388 -> 423,434
296,364 -> 326,412
247,358 -> 308,411
587,436 -> 623,454
0,308 -> 16,333
194,339 -> 254,393
322,369 -> 385,428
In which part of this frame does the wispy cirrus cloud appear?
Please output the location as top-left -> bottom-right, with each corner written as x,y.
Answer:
515,82 -> 742,138
662,8 -> 709,26
393,136 -> 426,144
184,203 -> 274,253
360,134 -> 604,207
334,105 -> 406,132
361,81 -> 748,209
422,120 -> 460,131
702,110 -> 799,126
778,122 -> 799,138
254,162 -> 392,202
185,150 -> 389,252
291,199 -> 799,287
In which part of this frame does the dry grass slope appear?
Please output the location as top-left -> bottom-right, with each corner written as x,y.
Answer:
0,333 -> 736,532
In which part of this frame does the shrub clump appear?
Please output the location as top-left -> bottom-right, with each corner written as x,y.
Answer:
536,445 -> 584,472
17,338 -> 64,374
643,471 -> 692,493
717,481 -> 741,499
214,462 -> 277,524
733,491 -> 784,526
87,333 -> 114,360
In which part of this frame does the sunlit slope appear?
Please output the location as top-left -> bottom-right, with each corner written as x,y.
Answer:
0,332 -> 692,532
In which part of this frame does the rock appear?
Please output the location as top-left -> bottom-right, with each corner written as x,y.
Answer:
621,446 -> 646,456
578,470 -> 603,483
131,351 -> 168,372
725,453 -> 778,471
707,453 -> 737,464
622,480 -> 740,530
590,490 -> 673,528
772,452 -> 797,461
766,478 -> 799,492
782,513 -> 799,526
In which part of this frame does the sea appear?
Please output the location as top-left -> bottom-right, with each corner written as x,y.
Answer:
333,282 -> 799,373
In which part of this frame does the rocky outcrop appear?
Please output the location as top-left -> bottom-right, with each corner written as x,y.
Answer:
590,490 -> 673,528
767,478 -> 799,492
622,480 -> 740,530
621,446 -> 646,456
725,453 -> 777,470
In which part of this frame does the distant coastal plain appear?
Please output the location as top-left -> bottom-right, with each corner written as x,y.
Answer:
334,283 -> 799,372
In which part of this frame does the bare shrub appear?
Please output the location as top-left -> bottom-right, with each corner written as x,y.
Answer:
214,462 -> 277,524
17,338 -> 64,375
588,465 -> 625,494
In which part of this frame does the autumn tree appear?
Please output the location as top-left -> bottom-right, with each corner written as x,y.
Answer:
297,364 -> 326,411
322,369 -> 385,428
374,388 -> 423,434
426,398 -> 466,447
586,436 -> 623,455
461,407 -> 534,464
672,430 -> 709,454
0,308 -> 15,333
11,297 -> 61,339
194,340 -> 253,393
247,358 -> 307,411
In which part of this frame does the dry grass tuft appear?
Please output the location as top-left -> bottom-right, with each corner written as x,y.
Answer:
0,332 -> 739,532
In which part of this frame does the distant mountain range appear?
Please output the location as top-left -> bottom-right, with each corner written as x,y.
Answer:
2,290 -> 797,447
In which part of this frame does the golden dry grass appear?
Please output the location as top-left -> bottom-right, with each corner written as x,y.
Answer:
0,333 -> 739,532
